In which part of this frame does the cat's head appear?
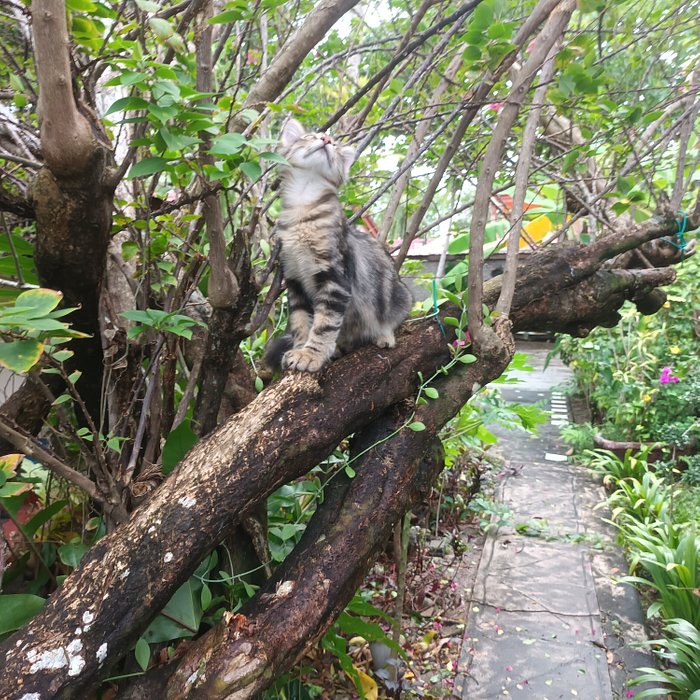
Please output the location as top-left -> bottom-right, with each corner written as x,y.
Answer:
278,119 -> 356,187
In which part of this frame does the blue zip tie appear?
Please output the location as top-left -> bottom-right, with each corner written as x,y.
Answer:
663,211 -> 688,260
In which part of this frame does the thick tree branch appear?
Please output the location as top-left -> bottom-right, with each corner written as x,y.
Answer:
31,0 -> 94,175
125,322 -> 515,698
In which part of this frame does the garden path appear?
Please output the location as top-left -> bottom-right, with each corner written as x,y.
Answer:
454,341 -> 654,700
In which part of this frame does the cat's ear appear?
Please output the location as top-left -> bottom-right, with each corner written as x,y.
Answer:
338,144 -> 356,181
280,119 -> 306,148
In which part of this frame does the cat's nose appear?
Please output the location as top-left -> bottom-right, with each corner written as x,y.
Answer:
320,134 -> 332,145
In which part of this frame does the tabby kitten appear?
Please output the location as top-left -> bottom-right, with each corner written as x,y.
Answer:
266,119 -> 413,373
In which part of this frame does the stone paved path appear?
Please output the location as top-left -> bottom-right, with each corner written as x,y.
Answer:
455,342 -> 655,700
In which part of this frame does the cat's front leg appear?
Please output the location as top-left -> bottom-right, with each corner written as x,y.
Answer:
283,281 -> 350,373
286,279 -> 313,348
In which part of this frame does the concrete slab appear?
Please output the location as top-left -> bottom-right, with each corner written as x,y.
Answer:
457,607 -> 611,699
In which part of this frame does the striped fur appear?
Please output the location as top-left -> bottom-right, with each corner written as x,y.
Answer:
267,119 -> 413,373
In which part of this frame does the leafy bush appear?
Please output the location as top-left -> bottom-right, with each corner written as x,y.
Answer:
585,448 -> 700,696
583,447 -> 651,487
619,521 -> 700,628
559,422 -> 597,452
631,619 -> 700,700
680,455 -> 700,487
559,254 -> 700,442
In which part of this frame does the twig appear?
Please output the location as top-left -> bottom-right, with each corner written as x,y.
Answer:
0,418 -> 101,502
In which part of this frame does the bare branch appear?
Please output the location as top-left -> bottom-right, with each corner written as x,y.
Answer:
496,44 -> 558,316
670,69 -> 700,211
0,417 -> 102,505
231,0 -> 362,133
468,0 -> 575,346
394,0 -> 568,268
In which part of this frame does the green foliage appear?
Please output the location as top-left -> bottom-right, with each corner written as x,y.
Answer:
2,0 -> 699,694
619,520 -> 700,628
120,309 -> 206,340
584,447 -> 656,488
560,255 -> 700,442
631,619 -> 700,699
585,446 -> 700,694
0,289 -> 86,372
0,594 -> 46,639
559,422 -> 597,452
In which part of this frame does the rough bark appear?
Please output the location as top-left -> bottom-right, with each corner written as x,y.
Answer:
0,214 -> 693,698
30,0 -> 116,420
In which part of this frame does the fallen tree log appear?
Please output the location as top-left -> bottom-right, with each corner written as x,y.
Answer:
0,214 -> 695,698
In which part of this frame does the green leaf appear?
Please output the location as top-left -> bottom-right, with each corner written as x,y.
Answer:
148,17 -> 174,40
0,481 -> 32,498
254,375 -> 263,392
52,393 -> 72,406
165,33 -> 186,54
24,500 -> 69,537
162,421 -> 198,475
470,0 -> 494,32
259,151 -> 288,164
463,45 -> 482,62
66,0 -> 97,11
0,339 -> 43,373
128,157 -> 170,179
52,349 -> 74,362
142,579 -> 202,643
616,176 -> 635,195
58,542 -> 89,569
200,584 -> 212,611
240,161 -> 262,181
448,233 -> 470,254
134,637 -> 150,671
135,0 -> 160,11
407,421 -> 426,432
15,288 -> 63,317
0,454 -> 22,479
612,201 -> 630,216
104,96 -> 149,117
209,9 -> 245,23
0,594 -> 45,636
487,22 -> 509,39
424,387 -> 439,399
345,465 -> 356,478
209,133 -> 247,156
457,353 -> 477,364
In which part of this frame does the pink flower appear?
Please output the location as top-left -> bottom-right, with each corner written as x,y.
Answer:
659,367 -> 680,384
451,331 -> 472,348
487,102 -> 503,112
625,690 -> 634,698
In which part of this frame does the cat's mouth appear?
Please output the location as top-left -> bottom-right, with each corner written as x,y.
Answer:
307,142 -> 334,166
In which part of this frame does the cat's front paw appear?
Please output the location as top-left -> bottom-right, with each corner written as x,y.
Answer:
374,333 -> 396,349
282,348 -> 327,373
